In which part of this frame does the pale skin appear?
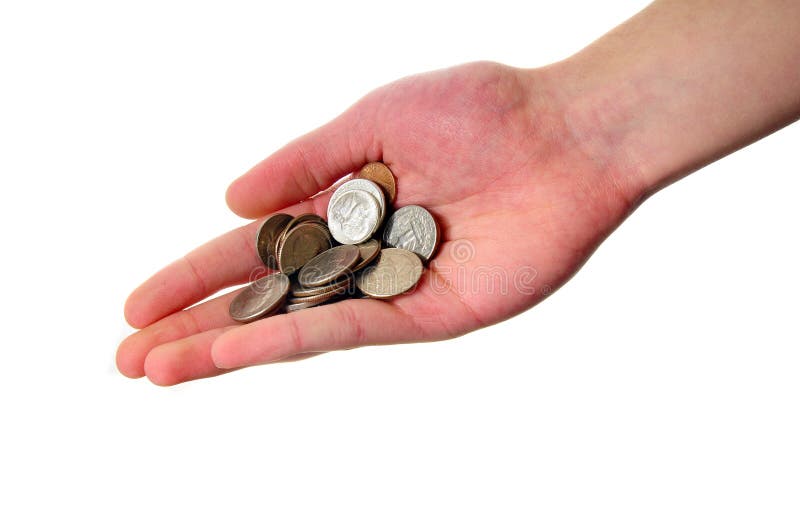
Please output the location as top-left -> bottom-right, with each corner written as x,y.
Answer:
118,0 -> 800,385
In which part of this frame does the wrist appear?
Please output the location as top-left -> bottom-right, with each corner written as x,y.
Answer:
522,60 -> 655,208
538,0 -> 800,205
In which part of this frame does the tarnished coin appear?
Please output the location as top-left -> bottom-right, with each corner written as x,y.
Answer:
256,213 -> 292,270
239,158 -> 438,314
275,213 -> 326,251
278,223 -> 332,275
291,275 -> 352,298
328,189 -> 381,245
298,244 -> 360,287
382,205 -> 440,261
330,178 -> 386,223
356,248 -> 423,299
288,284 -> 349,305
357,162 -> 396,203
285,299 -> 328,312
285,286 -> 349,312
285,213 -> 326,229
352,239 -> 381,272
229,273 -> 290,323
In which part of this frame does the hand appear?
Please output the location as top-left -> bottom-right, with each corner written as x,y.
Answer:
117,61 -> 638,385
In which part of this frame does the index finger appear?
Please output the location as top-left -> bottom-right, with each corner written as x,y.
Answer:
225,100 -> 378,219
124,195 -> 329,329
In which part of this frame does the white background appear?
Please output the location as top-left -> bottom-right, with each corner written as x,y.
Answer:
1,1 -> 798,530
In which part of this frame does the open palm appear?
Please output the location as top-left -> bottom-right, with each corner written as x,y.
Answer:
119,61 -> 637,385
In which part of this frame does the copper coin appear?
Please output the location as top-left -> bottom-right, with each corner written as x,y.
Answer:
275,214 -> 325,252
256,213 -> 292,270
357,162 -> 396,203
355,248 -> 423,299
278,223 -> 332,275
298,244 -> 360,287
229,273 -> 290,323
285,213 -> 326,230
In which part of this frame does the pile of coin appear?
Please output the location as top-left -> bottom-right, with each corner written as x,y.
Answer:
229,162 -> 440,323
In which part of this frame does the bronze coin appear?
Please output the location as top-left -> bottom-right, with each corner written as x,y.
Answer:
278,223 -> 332,275
275,214 -> 327,255
357,162 -> 397,203
298,244 -> 360,287
229,273 -> 290,323
283,213 -> 326,234
256,213 -> 293,270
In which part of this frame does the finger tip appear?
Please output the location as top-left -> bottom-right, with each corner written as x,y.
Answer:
224,180 -> 241,213
123,291 -> 153,330
143,345 -> 181,387
116,334 -> 146,379
210,332 -> 238,369
225,179 -> 259,219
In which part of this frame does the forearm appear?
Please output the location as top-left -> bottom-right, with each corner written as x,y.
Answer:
550,0 -> 800,200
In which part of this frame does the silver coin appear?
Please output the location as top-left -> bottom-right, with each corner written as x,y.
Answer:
229,273 -> 290,323
285,286 -> 348,312
330,178 -> 386,224
382,205 -> 440,261
327,189 -> 381,245
285,300 -> 319,312
355,248 -> 423,299
352,239 -> 381,272
298,244 -> 360,287
288,284 -> 349,305
291,275 -> 352,298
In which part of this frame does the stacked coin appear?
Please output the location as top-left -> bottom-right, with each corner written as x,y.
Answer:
230,162 -> 440,322
256,213 -> 332,275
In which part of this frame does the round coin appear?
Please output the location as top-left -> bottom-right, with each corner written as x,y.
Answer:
298,244 -> 360,287
382,205 -> 440,261
291,275 -> 352,298
355,248 -> 423,299
285,213 -> 326,230
330,178 -> 386,224
285,286 -> 348,312
288,284 -> 349,306
275,213 -> 326,251
229,273 -> 290,323
256,213 -> 293,270
352,238 -> 381,272
327,189 -> 381,245
357,162 -> 397,203
278,223 -> 332,275
285,300 -> 323,312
